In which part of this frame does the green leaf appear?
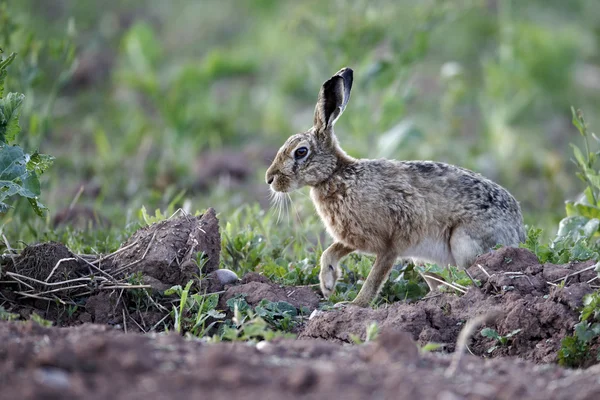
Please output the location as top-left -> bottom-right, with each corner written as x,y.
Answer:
571,143 -> 586,167
420,342 -> 443,352
27,152 -> 55,175
571,107 -> 585,136
574,321 -> 595,343
30,313 -> 53,327
226,295 -> 250,313
0,146 -> 48,216
164,284 -> 183,296
481,327 -> 501,341
0,52 -> 17,99
556,216 -> 590,240
505,328 -> 522,338
487,345 -> 498,353
206,309 -> 225,319
584,186 -> 596,205
204,292 -> 219,310
0,92 -> 25,144
27,197 -> 47,217
586,173 -> 600,191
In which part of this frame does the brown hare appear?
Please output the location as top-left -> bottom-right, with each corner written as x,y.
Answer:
265,67 -> 525,307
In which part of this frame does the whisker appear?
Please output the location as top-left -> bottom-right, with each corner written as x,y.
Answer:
287,193 -> 301,224
284,193 -> 290,225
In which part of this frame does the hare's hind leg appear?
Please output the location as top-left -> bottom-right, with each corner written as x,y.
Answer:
320,242 -> 355,299
352,250 -> 398,307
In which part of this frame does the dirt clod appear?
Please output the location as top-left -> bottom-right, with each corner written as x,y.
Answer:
220,276 -> 320,312
10,242 -> 83,287
114,208 -> 220,288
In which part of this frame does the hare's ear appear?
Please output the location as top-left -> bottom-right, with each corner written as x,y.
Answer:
313,67 -> 353,135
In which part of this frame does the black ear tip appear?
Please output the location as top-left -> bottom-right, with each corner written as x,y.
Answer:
336,67 -> 353,80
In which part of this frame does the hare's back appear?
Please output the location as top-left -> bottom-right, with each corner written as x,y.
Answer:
401,160 -> 522,216
355,159 -> 522,221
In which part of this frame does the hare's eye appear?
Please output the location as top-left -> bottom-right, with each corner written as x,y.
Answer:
294,147 -> 309,160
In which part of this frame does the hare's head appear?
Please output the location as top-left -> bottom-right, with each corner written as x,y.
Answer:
265,68 -> 353,192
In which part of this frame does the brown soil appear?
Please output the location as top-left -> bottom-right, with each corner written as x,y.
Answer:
1,321 -> 600,400
302,247 -> 598,364
2,237 -> 600,398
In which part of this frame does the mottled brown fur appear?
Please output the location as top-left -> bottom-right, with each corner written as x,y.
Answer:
266,67 -> 525,307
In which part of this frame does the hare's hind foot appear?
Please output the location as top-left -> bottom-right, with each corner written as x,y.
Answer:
332,300 -> 367,309
332,301 -> 352,309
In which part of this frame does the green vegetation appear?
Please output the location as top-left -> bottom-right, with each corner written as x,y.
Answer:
481,327 -> 522,353
1,0 -> 600,354
558,291 -> 600,367
0,51 -> 54,216
0,0 -> 598,241
349,322 -> 380,345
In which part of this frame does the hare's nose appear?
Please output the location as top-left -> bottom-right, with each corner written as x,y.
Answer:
266,175 -> 274,185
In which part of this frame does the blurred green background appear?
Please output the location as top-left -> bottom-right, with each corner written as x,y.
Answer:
2,0 -> 600,244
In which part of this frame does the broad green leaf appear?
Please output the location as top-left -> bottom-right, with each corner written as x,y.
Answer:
481,327 -> 501,341
582,218 -> 600,238
0,92 -> 25,144
22,171 -> 41,196
556,216 -> 590,240
0,145 -> 47,216
575,321 -> 594,343
0,145 -> 28,182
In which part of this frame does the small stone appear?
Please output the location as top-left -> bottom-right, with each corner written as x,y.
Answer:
214,269 -> 239,285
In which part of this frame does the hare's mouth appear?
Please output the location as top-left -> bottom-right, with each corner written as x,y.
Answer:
269,174 -> 295,193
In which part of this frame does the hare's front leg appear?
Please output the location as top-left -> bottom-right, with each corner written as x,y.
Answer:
319,242 -> 355,298
352,250 -> 398,307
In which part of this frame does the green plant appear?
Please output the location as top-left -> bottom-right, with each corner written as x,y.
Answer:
377,266 -> 429,304
521,110 -> 600,264
420,342 -> 444,353
480,327 -> 522,353
349,322 -> 380,345
0,51 -> 54,216
30,312 -> 53,327
254,299 -> 305,332
521,226 -> 599,264
558,290 -> 600,367
220,295 -> 295,342
165,280 -> 225,337
0,306 -> 19,321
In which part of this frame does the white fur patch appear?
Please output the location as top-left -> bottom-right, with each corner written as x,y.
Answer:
401,237 -> 456,266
